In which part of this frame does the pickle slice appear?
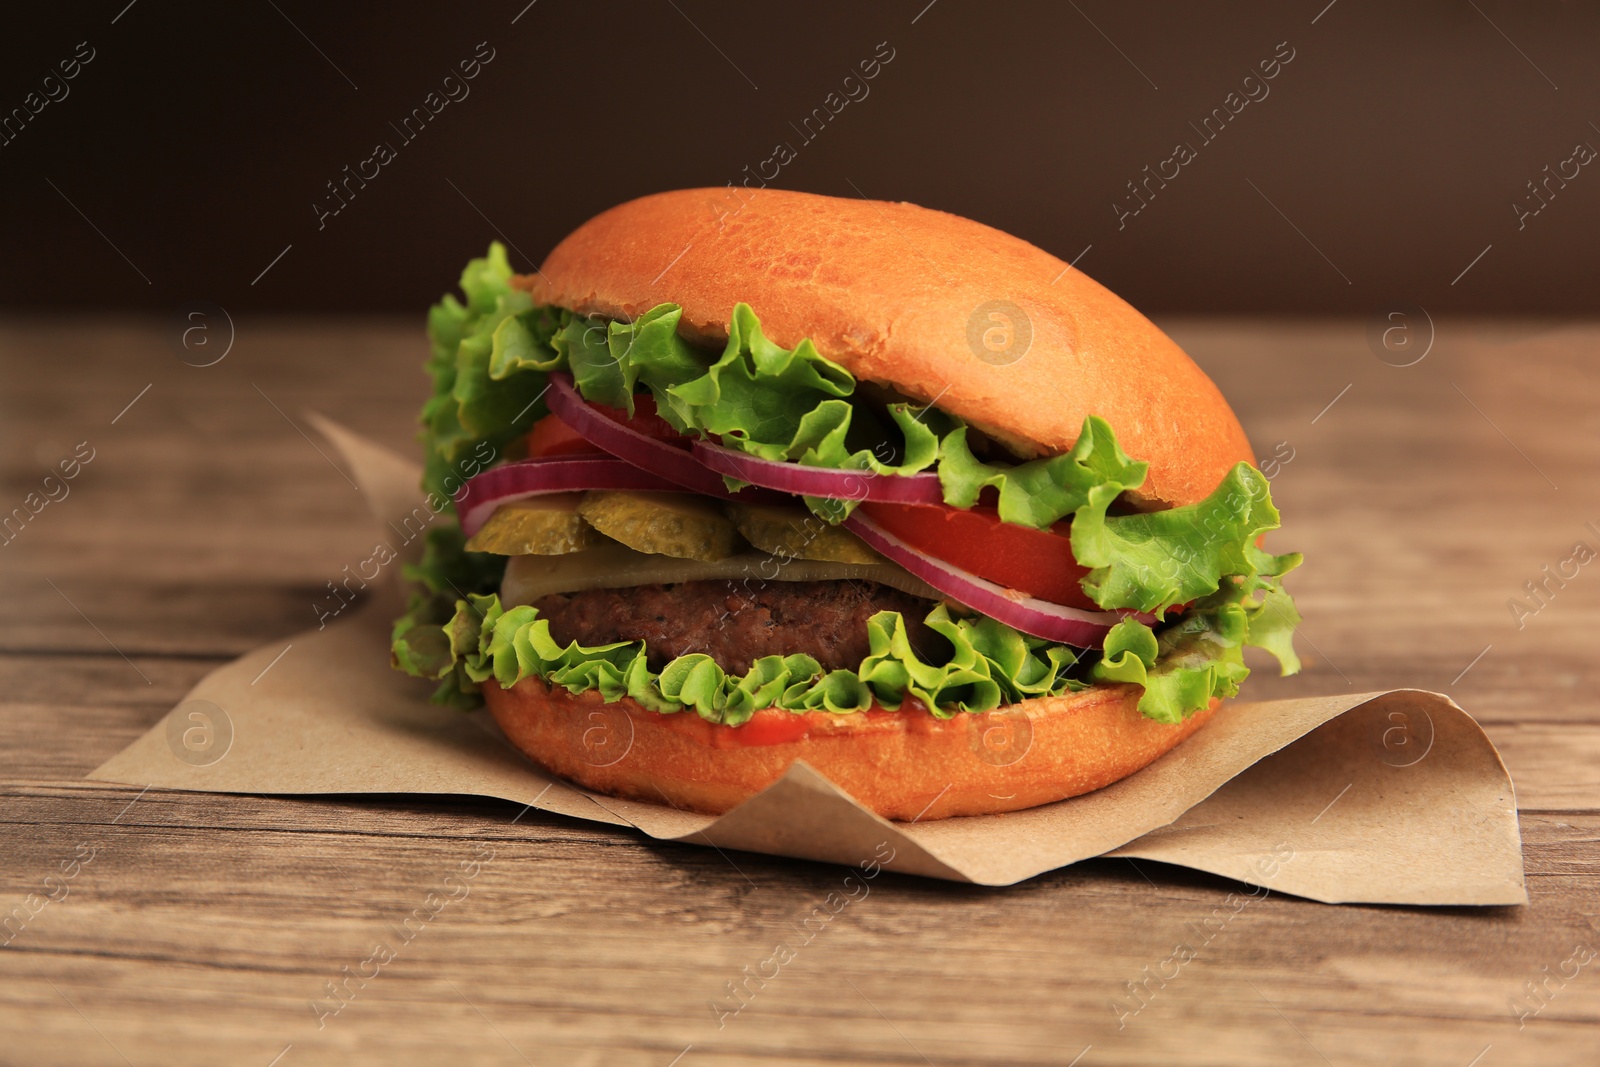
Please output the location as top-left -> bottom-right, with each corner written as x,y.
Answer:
724,501 -> 880,565
464,494 -> 595,555
577,490 -> 741,562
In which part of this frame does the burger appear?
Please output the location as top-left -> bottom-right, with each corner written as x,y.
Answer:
392,188 -> 1301,821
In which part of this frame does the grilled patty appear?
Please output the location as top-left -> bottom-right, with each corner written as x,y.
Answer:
530,579 -> 940,675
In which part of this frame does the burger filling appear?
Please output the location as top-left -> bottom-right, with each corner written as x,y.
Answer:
392,244 -> 1303,726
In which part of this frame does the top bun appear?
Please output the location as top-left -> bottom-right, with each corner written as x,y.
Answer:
518,188 -> 1252,508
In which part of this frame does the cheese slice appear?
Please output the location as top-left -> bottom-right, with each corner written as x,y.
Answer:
501,541 -> 944,605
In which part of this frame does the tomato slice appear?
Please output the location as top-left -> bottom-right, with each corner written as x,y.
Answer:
526,413 -> 603,458
858,501 -> 1095,609
725,708 -> 814,746
525,392 -> 686,459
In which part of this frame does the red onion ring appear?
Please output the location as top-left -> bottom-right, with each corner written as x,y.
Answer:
457,458 -> 680,538
546,373 -> 735,498
690,440 -> 945,505
843,512 -> 1153,647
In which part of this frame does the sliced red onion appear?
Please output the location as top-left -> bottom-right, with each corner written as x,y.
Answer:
457,458 -> 680,537
546,372 -> 734,498
842,512 -> 1154,647
691,439 -> 945,505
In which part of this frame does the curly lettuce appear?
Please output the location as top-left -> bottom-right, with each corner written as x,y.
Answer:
393,243 -> 1303,721
1093,580 -> 1301,723
416,594 -> 1086,725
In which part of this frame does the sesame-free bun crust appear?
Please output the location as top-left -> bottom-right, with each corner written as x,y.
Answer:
518,188 -> 1252,508
483,677 -> 1218,821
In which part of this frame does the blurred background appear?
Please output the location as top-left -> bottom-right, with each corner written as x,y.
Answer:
3,0 -> 1597,317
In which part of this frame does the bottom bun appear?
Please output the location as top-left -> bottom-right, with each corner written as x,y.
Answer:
483,678 -> 1218,821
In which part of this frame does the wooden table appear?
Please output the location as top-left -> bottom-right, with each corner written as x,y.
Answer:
2,316 -> 1596,1066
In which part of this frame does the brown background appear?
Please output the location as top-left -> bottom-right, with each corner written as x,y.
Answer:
3,0 -> 1598,316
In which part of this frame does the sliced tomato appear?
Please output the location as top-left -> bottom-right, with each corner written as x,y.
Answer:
858,500 -> 1094,609
725,708 -> 814,746
526,412 -> 604,458
526,393 -> 687,459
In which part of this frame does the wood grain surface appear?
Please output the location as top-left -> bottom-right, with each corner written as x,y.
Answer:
2,316 -> 1597,1066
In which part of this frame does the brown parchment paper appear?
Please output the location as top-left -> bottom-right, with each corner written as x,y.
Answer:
88,419 -> 1526,904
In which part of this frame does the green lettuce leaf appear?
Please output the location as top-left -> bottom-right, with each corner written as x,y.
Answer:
937,415 -> 1147,528
1091,571 -> 1301,722
1073,462 -> 1302,615
420,244 -> 549,502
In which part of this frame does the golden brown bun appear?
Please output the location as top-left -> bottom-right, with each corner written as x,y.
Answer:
518,188 -> 1252,508
483,676 -> 1217,821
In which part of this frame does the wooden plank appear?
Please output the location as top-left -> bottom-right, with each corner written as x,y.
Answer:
1,785 -> 1597,1065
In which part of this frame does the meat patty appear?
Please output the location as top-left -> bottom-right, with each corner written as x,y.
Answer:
530,579 -> 941,675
